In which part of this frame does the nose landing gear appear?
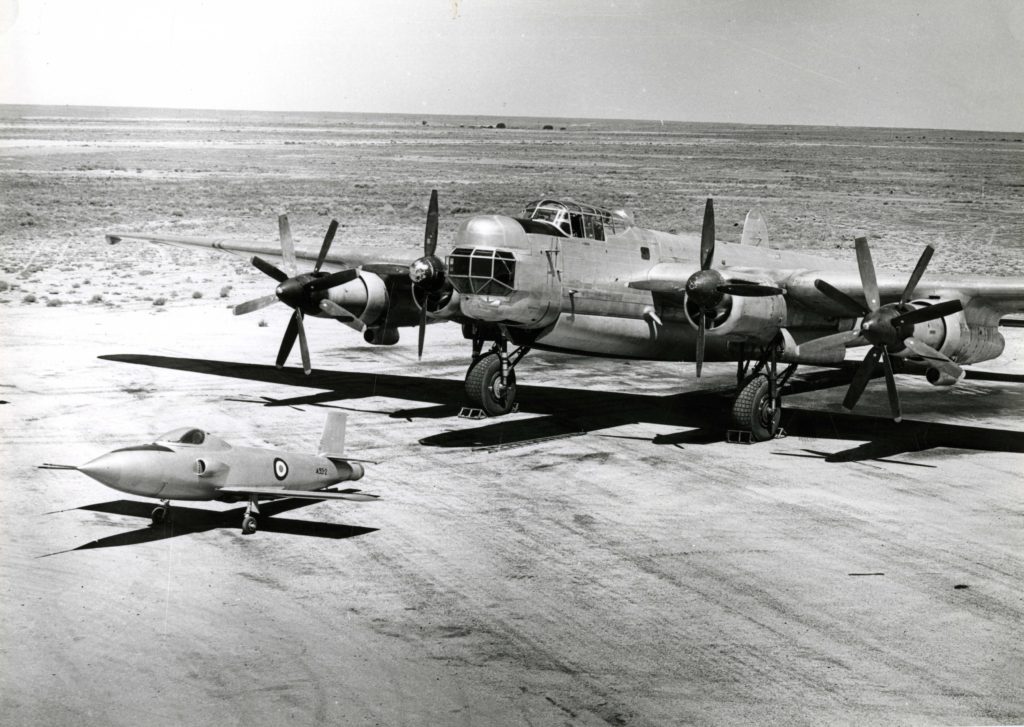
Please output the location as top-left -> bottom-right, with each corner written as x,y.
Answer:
150,500 -> 170,526
464,337 -> 530,416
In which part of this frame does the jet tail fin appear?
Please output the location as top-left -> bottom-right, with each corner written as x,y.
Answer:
740,208 -> 769,248
318,412 -> 348,458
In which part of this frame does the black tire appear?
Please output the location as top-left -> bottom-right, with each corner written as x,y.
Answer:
731,374 -> 781,442
464,353 -> 517,416
242,516 -> 258,535
150,507 -> 167,526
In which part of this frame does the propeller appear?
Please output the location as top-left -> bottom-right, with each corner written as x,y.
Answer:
684,198 -> 783,376
234,216 -> 357,374
804,238 -> 964,421
408,190 -> 451,359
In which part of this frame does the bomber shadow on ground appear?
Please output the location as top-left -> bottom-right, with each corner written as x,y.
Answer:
44,497 -> 378,556
100,354 -> 1024,461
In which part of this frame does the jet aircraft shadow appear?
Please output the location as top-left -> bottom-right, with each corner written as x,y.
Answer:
46,497 -> 377,555
100,354 -> 1024,463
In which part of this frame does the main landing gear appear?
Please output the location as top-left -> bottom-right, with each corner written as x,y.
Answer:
464,336 -> 530,416
150,500 -> 170,526
241,495 -> 260,535
729,338 -> 798,442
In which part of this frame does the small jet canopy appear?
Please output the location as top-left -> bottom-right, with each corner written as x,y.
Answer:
156,427 -> 207,444
521,200 -> 632,241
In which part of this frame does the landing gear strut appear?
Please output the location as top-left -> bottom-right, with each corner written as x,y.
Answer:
242,495 -> 260,535
730,339 -> 797,442
464,336 -> 529,416
150,499 -> 170,526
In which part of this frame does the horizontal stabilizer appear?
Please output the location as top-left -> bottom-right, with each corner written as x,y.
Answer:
217,486 -> 379,502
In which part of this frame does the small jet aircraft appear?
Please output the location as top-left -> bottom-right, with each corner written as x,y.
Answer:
42,413 -> 376,534
107,192 -> 1024,441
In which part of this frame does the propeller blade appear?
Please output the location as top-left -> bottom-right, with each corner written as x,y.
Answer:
843,345 -> 883,411
276,314 -> 300,368
798,329 -> 866,355
854,236 -> 880,312
880,348 -> 902,422
232,294 -> 279,316
814,279 -> 867,318
424,189 -> 439,257
278,214 -> 297,276
901,336 -> 964,378
695,313 -> 706,377
313,219 -> 339,273
417,306 -> 427,360
252,256 -> 288,283
318,299 -> 355,321
295,311 -> 311,375
700,198 -> 715,271
306,268 -> 359,292
901,245 -> 934,304
717,283 -> 783,297
890,299 -> 963,328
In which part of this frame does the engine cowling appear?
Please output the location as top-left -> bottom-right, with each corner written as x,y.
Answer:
688,288 -> 787,344
905,300 -> 1004,365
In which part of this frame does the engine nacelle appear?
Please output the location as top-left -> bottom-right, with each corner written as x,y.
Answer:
326,271 -> 390,327
906,300 -> 1004,365
693,289 -> 787,344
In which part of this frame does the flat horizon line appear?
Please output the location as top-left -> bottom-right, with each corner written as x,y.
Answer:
1,102 -> 1021,137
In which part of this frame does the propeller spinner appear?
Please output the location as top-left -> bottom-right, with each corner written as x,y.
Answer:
803,237 -> 964,421
234,216 -> 357,374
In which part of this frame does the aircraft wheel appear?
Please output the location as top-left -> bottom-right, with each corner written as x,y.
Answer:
241,515 -> 258,535
150,506 -> 167,526
731,374 -> 781,442
464,353 -> 517,416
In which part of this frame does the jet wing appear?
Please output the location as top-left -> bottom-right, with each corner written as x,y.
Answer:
105,231 -> 416,275
217,486 -> 379,502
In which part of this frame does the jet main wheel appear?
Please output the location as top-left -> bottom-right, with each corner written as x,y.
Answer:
464,353 -> 517,416
150,506 -> 167,526
241,515 -> 258,535
731,374 -> 781,442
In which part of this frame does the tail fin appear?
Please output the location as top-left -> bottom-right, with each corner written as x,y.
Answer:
740,208 -> 769,248
318,412 -> 348,457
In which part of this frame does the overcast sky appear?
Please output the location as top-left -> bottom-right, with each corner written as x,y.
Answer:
2,0 -> 1022,131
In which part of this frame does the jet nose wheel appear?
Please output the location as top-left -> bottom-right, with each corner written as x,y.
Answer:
150,503 -> 168,526
241,515 -> 258,535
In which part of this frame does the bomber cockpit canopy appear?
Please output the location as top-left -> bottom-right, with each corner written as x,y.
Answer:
521,199 -> 633,241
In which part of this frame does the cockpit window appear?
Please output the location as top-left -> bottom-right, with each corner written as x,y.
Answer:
156,427 -> 206,445
521,199 -> 629,241
447,248 -> 516,296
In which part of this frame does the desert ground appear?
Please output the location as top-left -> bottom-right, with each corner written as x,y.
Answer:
1,106 -> 1023,726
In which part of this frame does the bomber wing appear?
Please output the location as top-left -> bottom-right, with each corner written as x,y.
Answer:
105,230 -> 416,274
217,486 -> 379,501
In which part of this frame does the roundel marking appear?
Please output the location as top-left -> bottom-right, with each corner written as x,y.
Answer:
273,457 -> 289,481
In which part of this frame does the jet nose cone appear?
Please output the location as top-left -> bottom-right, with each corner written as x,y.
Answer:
77,452 -> 127,488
